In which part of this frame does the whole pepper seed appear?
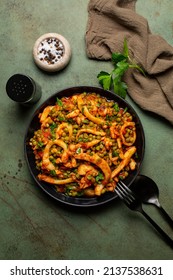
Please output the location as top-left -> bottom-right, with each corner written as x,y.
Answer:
37,37 -> 65,65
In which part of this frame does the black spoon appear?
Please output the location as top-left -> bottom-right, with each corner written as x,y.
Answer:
131,174 -> 173,228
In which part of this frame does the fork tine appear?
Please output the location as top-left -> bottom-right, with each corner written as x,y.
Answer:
116,181 -> 135,203
115,189 -> 131,205
118,181 -> 133,195
114,187 -> 124,200
115,184 -> 132,205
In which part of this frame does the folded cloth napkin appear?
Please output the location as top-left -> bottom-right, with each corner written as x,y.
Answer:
85,0 -> 173,125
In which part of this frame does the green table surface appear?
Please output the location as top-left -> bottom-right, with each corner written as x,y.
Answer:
0,0 -> 173,260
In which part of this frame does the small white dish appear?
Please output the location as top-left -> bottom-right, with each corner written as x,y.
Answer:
33,33 -> 72,72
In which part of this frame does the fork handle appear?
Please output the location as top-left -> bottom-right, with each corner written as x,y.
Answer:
157,206 -> 173,228
141,209 -> 173,248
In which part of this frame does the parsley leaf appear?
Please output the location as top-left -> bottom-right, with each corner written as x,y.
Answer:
37,141 -> 44,148
58,116 -> 65,121
50,122 -> 57,132
112,53 -> 127,64
56,98 -> 63,106
112,151 -> 119,157
113,103 -> 120,112
113,80 -> 127,99
50,170 -> 56,176
95,172 -> 104,183
76,147 -> 82,154
97,38 -> 145,98
97,71 -> 112,90
123,38 -> 129,57
112,61 -> 129,77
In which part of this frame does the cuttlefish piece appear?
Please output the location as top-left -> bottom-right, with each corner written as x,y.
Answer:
75,153 -> 111,196
110,122 -> 119,139
120,122 -> 136,146
39,106 -> 54,123
38,174 -> 74,185
111,146 -> 136,178
56,122 -> 73,140
80,139 -> 102,149
74,153 -> 111,184
77,95 -> 105,125
68,139 -> 101,155
76,128 -> 105,139
41,139 -> 68,173
78,164 -> 98,176
66,109 -> 80,119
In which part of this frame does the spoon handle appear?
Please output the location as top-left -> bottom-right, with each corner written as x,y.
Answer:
141,209 -> 173,248
158,205 -> 173,228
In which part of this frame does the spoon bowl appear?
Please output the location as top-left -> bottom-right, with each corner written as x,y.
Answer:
131,174 -> 160,207
131,174 -> 173,228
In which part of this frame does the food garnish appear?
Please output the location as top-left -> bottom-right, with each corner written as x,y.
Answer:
97,39 -> 145,98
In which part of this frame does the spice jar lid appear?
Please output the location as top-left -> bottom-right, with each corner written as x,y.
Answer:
6,74 -> 35,103
33,33 -> 72,72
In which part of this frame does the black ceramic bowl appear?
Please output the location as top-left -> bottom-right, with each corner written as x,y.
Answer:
24,86 -> 145,207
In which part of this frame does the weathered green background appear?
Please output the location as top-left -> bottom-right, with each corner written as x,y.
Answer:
0,0 -> 173,259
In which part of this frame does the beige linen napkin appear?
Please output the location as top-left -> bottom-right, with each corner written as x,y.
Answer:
85,0 -> 173,125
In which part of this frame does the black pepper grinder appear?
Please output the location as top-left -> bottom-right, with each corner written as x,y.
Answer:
6,74 -> 42,105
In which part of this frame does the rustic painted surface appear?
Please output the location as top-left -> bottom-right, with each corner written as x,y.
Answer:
0,0 -> 173,260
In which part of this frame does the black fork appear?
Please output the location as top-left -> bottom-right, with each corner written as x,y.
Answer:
115,181 -> 173,248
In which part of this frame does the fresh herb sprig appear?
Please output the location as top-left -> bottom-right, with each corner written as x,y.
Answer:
97,39 -> 145,98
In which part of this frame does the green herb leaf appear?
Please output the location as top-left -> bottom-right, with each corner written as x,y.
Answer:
123,107 -> 128,113
113,80 -> 128,99
76,147 -> 82,154
97,38 -> 145,99
50,158 -> 56,165
112,151 -> 119,157
114,61 -> 129,77
97,71 -> 112,90
37,141 -> 44,148
50,122 -> 57,132
95,172 -> 104,183
58,116 -> 65,121
50,170 -> 56,176
123,38 -> 129,57
82,119 -> 89,124
56,98 -> 63,106
113,103 -> 119,112
112,53 -> 127,64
